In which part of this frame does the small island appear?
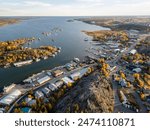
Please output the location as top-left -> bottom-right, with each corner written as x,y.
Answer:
0,38 -> 61,68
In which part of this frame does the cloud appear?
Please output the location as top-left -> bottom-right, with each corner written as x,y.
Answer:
23,1 -> 52,7
0,0 -> 150,16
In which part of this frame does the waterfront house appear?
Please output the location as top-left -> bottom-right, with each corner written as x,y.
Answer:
37,76 -> 51,85
52,69 -> 64,77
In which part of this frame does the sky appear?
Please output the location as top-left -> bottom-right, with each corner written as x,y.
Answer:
0,0 -> 150,16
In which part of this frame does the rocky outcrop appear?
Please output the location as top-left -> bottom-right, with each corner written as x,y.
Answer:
55,72 -> 114,113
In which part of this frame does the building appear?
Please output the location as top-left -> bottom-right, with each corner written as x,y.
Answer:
129,49 -> 137,55
41,87 -> 50,96
3,84 -> 16,93
62,77 -> 74,85
120,90 -> 128,104
52,70 -> 64,77
119,79 -> 127,87
37,76 -> 51,85
25,97 -> 32,103
65,62 -> 77,71
79,68 -> 88,77
0,89 -> 22,106
13,60 -> 33,67
46,71 -> 52,76
54,80 -> 64,88
132,68 -> 142,73
35,91 -> 44,99
70,68 -> 88,81
27,100 -> 36,106
47,83 -> 57,91
70,72 -> 81,81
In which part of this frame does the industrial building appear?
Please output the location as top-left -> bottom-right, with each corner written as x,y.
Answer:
0,89 -> 22,106
70,68 -> 88,81
62,77 -> 74,85
37,76 -> 51,85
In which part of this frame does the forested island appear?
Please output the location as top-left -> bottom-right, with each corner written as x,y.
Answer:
0,38 -> 60,68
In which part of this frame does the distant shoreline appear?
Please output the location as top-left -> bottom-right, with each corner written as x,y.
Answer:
0,18 -> 21,27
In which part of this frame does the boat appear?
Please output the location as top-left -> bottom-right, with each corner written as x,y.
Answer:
84,38 -> 88,41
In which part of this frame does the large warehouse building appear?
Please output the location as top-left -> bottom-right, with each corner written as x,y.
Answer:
0,89 -> 22,106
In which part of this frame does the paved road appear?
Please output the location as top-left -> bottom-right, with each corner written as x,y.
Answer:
110,39 -> 140,113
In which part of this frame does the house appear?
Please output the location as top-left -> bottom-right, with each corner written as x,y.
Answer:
48,83 -> 57,91
47,71 -> 52,76
119,79 -> 127,87
73,58 -> 80,63
70,72 -> 81,81
54,80 -> 64,88
120,90 -> 128,104
65,62 -> 77,71
41,87 -> 50,96
25,97 -> 32,103
129,49 -> 137,55
35,91 -> 44,99
52,70 -> 64,77
62,77 -> 74,85
27,100 -> 36,106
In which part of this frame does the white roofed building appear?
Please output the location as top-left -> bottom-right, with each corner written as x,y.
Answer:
129,49 -> 137,55
0,89 -> 22,106
37,76 -> 51,85
62,77 -> 74,85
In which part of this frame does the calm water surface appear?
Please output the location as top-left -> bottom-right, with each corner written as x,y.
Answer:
0,17 -> 108,91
